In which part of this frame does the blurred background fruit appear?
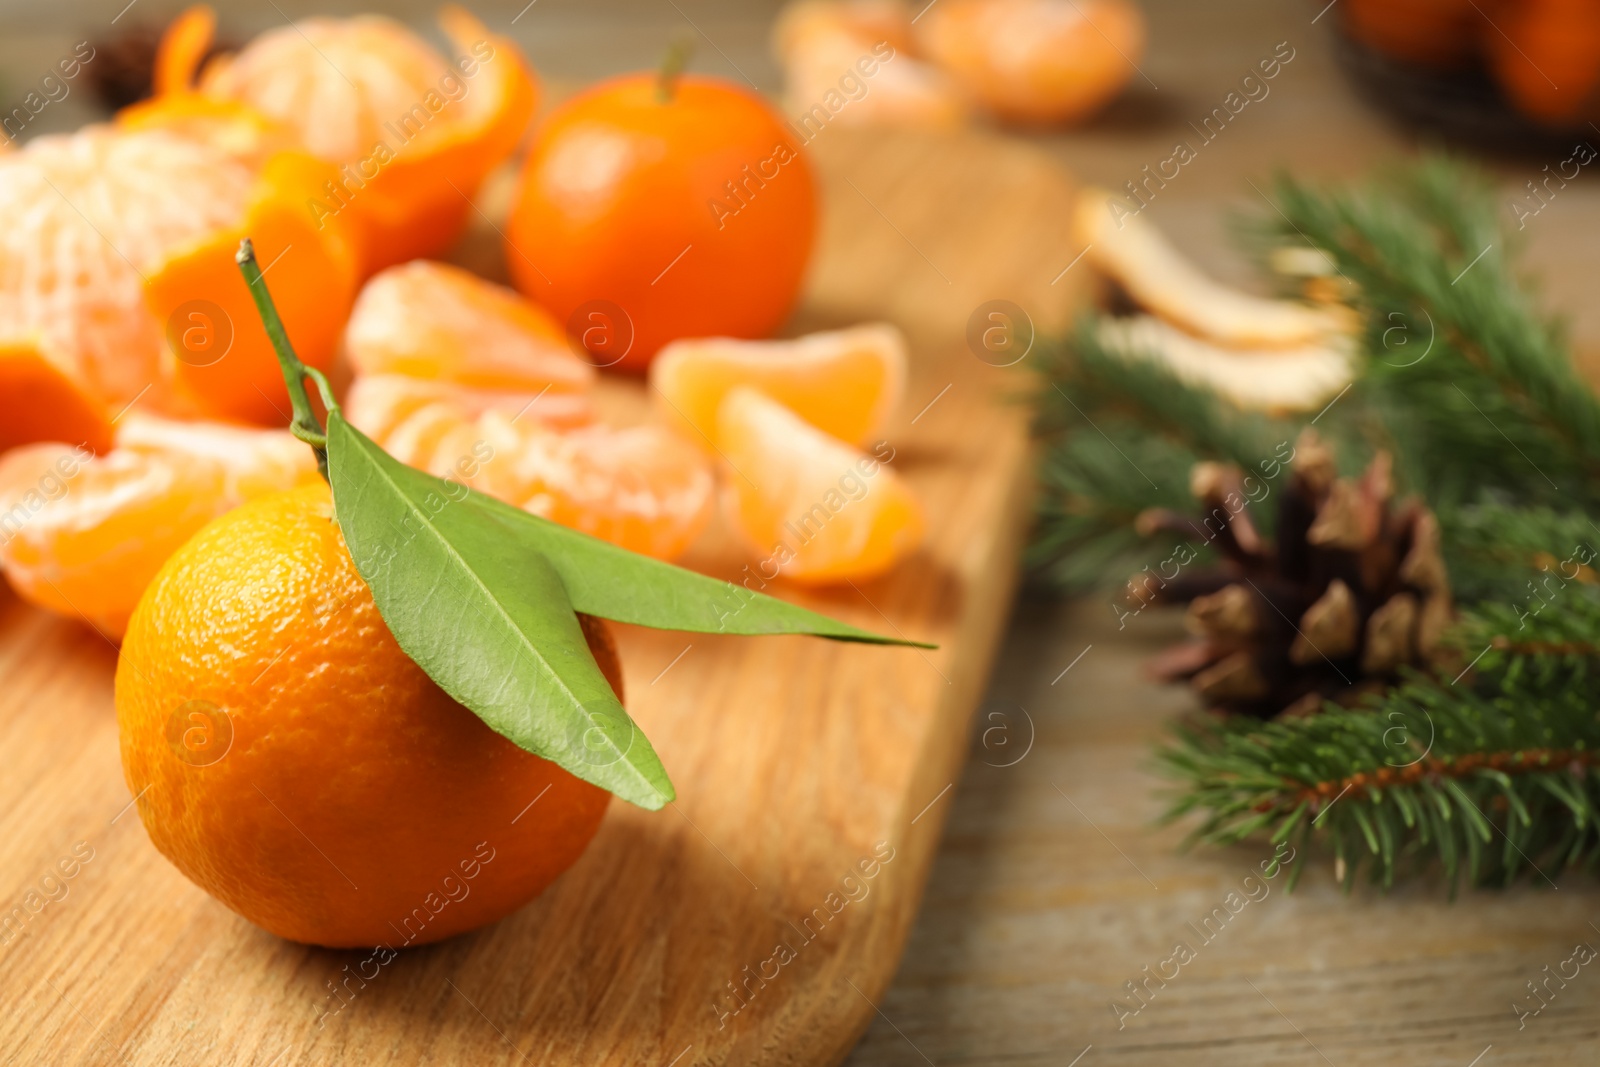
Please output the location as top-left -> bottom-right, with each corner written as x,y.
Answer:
1339,0 -> 1600,135
504,68 -> 817,372
1341,0 -> 1477,70
772,0 -> 968,129
914,0 -> 1146,126
1483,0 -> 1600,124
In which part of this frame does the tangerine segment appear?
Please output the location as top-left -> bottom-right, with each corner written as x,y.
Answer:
0,341 -> 114,454
346,373 -> 594,435
351,396 -> 714,560
345,260 -> 594,397
717,386 -> 922,584
116,482 -> 613,947
0,444 -> 226,638
116,412 -> 320,499
0,126 -> 255,413
0,421 -> 316,638
651,324 -> 906,450
144,150 -> 359,425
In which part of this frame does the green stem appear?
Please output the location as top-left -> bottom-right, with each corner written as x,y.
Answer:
235,238 -> 339,478
656,34 -> 694,102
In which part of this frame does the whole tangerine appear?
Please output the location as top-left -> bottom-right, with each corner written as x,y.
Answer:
115,482 -> 616,947
1484,0 -> 1600,125
504,70 -> 817,372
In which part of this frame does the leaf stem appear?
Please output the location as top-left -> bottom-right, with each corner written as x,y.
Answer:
656,34 -> 694,102
235,237 -> 339,477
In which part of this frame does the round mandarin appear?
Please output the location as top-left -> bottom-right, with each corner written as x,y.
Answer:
505,73 -> 817,371
115,482 -> 617,947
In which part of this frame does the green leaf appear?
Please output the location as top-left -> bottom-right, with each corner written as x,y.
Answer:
456,490 -> 936,647
325,413 -> 673,809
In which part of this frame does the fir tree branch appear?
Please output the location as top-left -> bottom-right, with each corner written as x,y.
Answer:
1159,593 -> 1600,891
1262,159 -> 1600,510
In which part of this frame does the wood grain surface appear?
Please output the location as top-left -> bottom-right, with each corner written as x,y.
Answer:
843,4 -> 1600,1064
0,128 -> 1082,1066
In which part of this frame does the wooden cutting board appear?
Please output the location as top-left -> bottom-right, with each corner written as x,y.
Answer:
0,128 -> 1082,1066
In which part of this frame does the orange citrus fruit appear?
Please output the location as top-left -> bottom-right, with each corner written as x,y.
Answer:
0,415 -> 316,638
347,389 -> 715,560
651,324 -> 906,450
0,125 -> 254,422
772,0 -> 920,58
1485,0 -> 1600,124
773,1 -> 969,130
115,482 -> 616,947
344,259 -> 594,413
717,386 -> 922,583
505,72 -> 817,372
1341,0 -> 1478,69
915,0 -> 1145,125
175,6 -> 537,273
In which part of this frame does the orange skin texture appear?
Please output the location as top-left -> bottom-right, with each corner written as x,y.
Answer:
144,151 -> 360,425
505,74 -> 817,372
115,483 -> 614,948
1485,0 -> 1600,124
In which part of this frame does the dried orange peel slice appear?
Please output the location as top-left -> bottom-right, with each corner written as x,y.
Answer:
1074,186 -> 1353,348
143,150 -> 359,425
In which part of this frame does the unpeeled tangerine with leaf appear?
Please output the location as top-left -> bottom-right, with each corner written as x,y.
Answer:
112,240 -> 930,946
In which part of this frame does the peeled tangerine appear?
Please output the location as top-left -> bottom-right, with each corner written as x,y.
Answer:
347,385 -> 714,561
0,125 -> 251,441
773,1 -> 968,129
344,260 -> 594,429
0,415 -> 318,637
177,5 -> 538,273
718,387 -> 922,584
652,324 -> 906,450
916,0 -> 1145,126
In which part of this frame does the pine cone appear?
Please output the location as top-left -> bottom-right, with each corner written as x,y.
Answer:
1129,429 -> 1453,719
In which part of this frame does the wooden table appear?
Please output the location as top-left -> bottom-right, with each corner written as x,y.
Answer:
846,2 -> 1600,1066
3,1 -> 1599,1064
